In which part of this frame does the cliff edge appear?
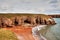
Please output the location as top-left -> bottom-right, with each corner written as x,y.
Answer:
0,14 -> 56,27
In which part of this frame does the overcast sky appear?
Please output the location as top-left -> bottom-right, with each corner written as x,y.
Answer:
0,0 -> 60,14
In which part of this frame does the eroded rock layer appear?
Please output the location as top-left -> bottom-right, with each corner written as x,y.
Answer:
0,14 -> 56,27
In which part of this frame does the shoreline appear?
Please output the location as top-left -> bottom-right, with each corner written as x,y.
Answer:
0,25 -> 48,40
32,25 -> 47,40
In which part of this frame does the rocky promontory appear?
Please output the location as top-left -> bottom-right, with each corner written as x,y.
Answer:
0,14 -> 56,28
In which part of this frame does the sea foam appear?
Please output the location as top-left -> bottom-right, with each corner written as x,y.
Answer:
32,25 -> 47,40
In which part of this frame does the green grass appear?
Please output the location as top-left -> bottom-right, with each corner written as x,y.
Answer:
0,29 -> 18,40
0,14 -> 47,18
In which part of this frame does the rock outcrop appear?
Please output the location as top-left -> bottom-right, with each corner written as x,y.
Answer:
11,16 -> 22,26
0,16 -> 13,27
37,15 -> 56,25
0,14 -> 56,28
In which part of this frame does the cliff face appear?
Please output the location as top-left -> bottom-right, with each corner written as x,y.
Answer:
0,14 -> 56,27
38,15 -> 56,25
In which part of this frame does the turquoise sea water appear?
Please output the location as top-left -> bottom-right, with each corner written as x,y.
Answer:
39,18 -> 60,40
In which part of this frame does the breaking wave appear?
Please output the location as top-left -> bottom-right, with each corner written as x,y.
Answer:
32,25 -> 47,40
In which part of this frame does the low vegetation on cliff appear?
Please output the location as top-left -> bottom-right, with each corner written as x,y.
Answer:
0,28 -> 18,40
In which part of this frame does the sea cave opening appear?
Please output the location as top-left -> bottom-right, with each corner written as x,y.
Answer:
39,19 -> 42,24
1,23 -> 4,27
24,19 -> 31,24
36,18 -> 38,24
14,19 -> 19,26
44,20 -> 47,24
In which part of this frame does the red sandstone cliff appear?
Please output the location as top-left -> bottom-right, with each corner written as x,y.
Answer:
0,14 -> 56,28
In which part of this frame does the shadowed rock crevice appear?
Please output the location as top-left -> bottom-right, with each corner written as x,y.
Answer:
14,17 -> 19,26
44,20 -> 47,24
14,20 -> 19,26
24,19 -> 31,24
1,23 -> 4,27
36,18 -> 38,24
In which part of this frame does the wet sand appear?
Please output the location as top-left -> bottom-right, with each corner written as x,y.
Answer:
3,26 -> 40,40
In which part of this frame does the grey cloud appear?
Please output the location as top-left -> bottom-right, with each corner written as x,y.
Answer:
0,0 -> 60,14
44,9 -> 60,13
49,0 -> 58,3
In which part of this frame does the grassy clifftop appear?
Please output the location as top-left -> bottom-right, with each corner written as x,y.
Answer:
0,28 -> 18,40
0,14 -> 48,18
